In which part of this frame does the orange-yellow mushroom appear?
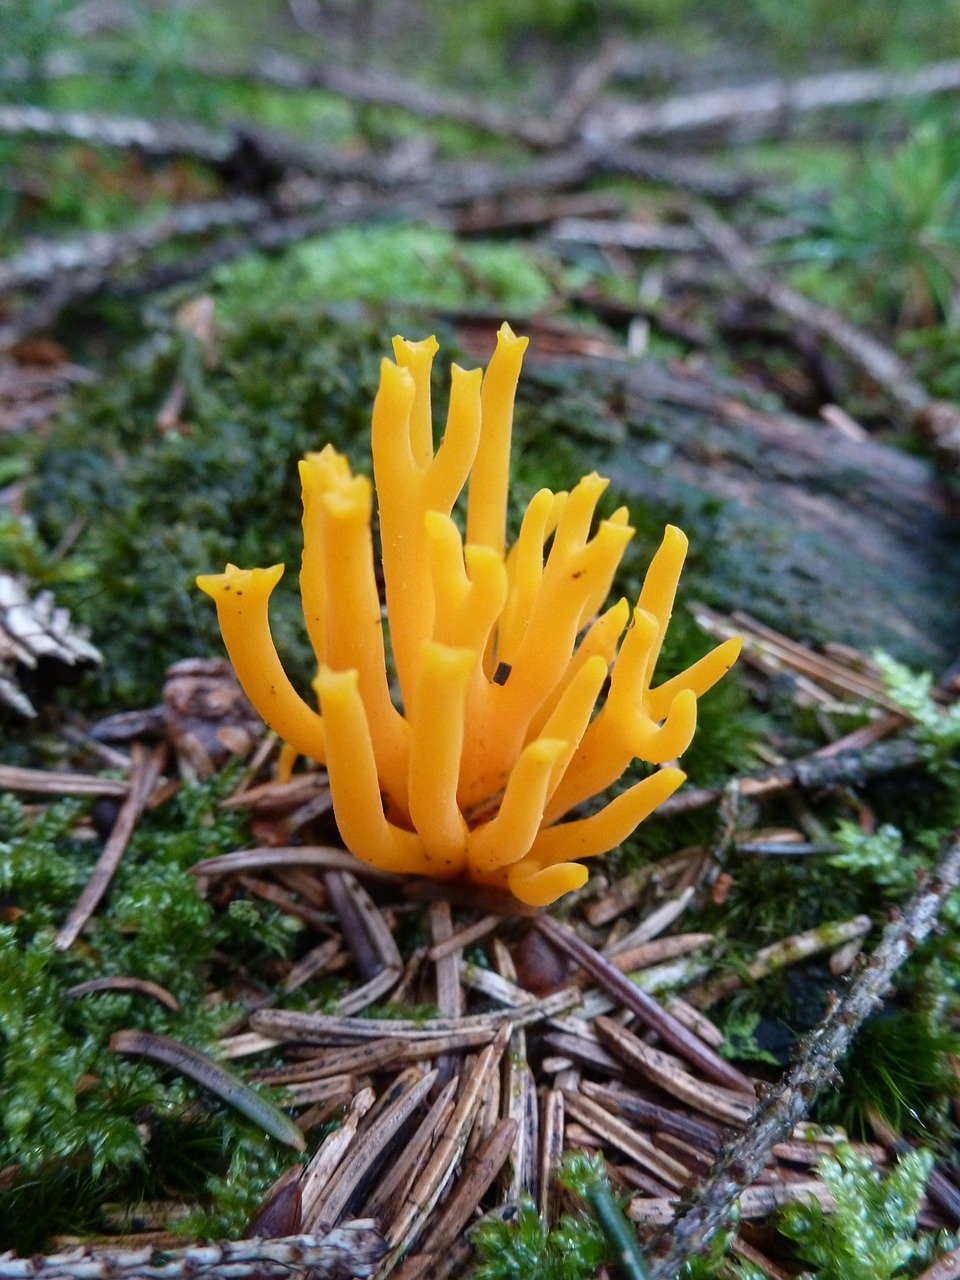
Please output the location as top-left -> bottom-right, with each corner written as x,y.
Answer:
199,324 -> 741,906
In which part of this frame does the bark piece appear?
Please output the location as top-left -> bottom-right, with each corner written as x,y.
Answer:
0,573 -> 101,716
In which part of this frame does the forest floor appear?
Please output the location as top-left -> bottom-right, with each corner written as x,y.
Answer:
1,4 -> 960,1279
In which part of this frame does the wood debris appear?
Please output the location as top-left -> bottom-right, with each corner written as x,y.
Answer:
0,1226 -> 387,1279
0,340 -> 94,434
5,615 -> 960,1276
0,572 -> 102,716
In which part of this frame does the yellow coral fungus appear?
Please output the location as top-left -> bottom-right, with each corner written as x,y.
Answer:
198,324 -> 741,907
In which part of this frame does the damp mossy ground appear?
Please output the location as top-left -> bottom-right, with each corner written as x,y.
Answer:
0,772 -> 300,1252
3,202 -> 959,1276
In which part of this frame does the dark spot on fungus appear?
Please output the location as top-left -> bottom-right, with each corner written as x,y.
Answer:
493,661 -> 512,686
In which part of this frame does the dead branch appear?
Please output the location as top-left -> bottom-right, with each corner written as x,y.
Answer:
0,49 -> 585,150
250,54 -> 561,149
0,100 -> 436,191
0,127 -> 763,343
0,196 -> 266,295
0,91 -> 758,205
583,57 -> 960,146
690,202 -> 960,453
0,193 -> 407,345
0,1224 -> 387,1280
0,103 -> 231,163
644,826 -> 960,1278
655,734 -> 928,820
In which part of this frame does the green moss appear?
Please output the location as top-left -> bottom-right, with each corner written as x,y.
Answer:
817,1010 -> 960,1139
471,1196 -> 607,1280
29,308 -> 392,708
779,1144 -> 944,1280
470,1153 -> 633,1280
210,223 -> 576,321
0,773 -> 301,1251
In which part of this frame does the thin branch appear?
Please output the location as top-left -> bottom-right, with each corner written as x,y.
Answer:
644,827 -> 960,1278
0,1225 -> 387,1280
0,195 -> 266,294
583,57 -> 960,146
0,103 -> 231,163
690,202 -> 960,449
0,51 -> 569,149
534,915 -> 754,1095
655,734 -> 928,820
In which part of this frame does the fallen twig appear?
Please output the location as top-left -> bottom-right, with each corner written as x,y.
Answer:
583,57 -> 960,146
644,826 -> 960,1277
690,201 -> 960,454
0,763 -> 129,796
0,1226 -> 387,1280
251,987 -> 580,1045
655,734 -> 928,819
0,102 -> 231,163
689,914 -> 873,1007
